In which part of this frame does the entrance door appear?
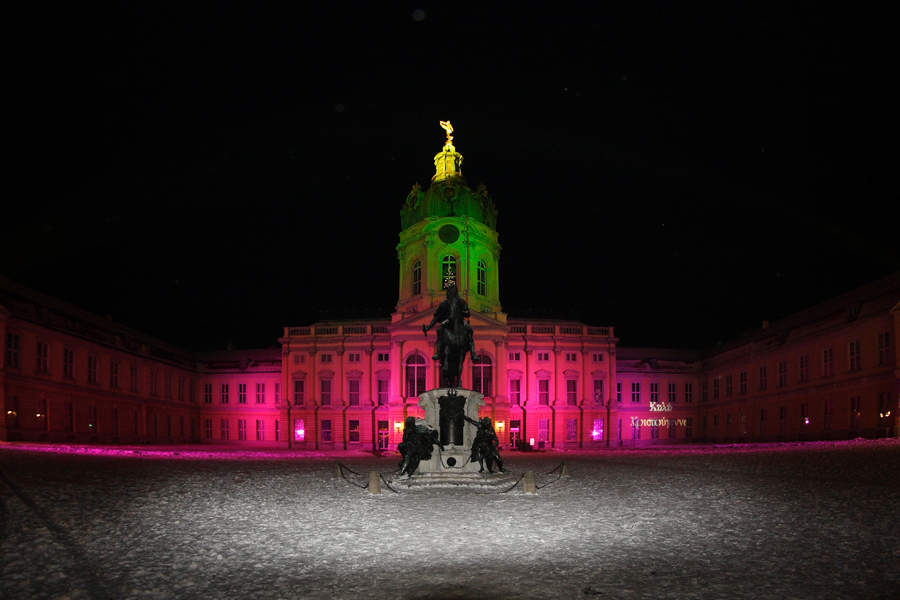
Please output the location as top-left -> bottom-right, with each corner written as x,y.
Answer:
377,420 -> 390,450
509,419 -> 521,448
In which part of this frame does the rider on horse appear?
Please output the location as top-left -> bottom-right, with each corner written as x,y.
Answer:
422,284 -> 479,363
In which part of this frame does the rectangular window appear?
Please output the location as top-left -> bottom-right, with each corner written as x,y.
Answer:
617,418 -> 622,441
565,352 -> 578,362
377,353 -> 390,362
740,412 -> 747,435
293,353 -> 306,364
321,419 -> 332,442
348,379 -> 360,406
204,419 -> 212,439
320,353 -> 333,364
5,333 -> 20,367
238,419 -> 247,441
668,419 -> 676,439
149,372 -> 158,396
65,402 -> 74,432
759,408 -> 766,436
566,380 -> 578,406
130,365 -> 139,393
650,382 -> 659,403
110,361 -> 119,388
63,348 -> 74,379
592,418 -> 603,441
725,414 -> 732,437
538,379 -> 550,405
166,414 -> 172,437
713,378 -> 720,399
275,420 -> 280,442
88,405 -> 98,432
349,420 -> 360,443
275,383 -> 281,404
538,419 -> 549,443
778,361 -> 788,387
377,379 -> 389,406
725,375 -> 732,397
799,355 -> 809,382
801,403 -> 809,428
256,419 -> 265,441
593,379 -> 604,405
631,382 -> 640,403
348,352 -> 361,363
204,383 -> 213,403
668,382 -> 676,403
320,379 -> 332,405
632,419 -> 640,440
164,373 -> 172,398
86,357 -> 97,384
294,380 -> 305,405
238,383 -> 247,404
592,353 -> 604,363
712,415 -> 718,437
684,382 -> 693,403
650,424 -> 659,439
616,382 -> 622,403
849,340 -> 861,371
221,383 -> 229,403
36,398 -> 48,431
824,400 -> 833,431
508,352 -> 521,362
224,418 -> 233,440
36,341 -> 49,374
779,406 -> 787,434
178,377 -> 185,401
111,407 -> 119,435
850,396 -> 861,430
537,352 -> 550,362
822,348 -> 834,377
131,410 -> 138,435
256,383 -> 265,403
509,379 -> 521,404
685,417 -> 693,439
701,381 -> 708,402
566,418 -> 577,442
877,332 -> 892,365
294,419 -> 305,441
759,366 -> 768,391
739,371 -> 747,395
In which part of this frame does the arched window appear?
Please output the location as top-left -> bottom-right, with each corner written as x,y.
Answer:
472,353 -> 493,396
477,260 -> 486,296
405,353 -> 427,397
412,260 -> 422,296
442,255 -> 457,289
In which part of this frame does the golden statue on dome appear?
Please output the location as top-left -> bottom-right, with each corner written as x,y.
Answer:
439,120 -> 453,143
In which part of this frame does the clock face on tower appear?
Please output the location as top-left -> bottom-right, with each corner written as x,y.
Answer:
439,224 -> 460,244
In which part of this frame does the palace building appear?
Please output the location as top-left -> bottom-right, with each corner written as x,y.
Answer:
2,130 -> 899,449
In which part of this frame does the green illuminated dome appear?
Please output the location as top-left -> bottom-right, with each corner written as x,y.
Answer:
395,123 -> 503,318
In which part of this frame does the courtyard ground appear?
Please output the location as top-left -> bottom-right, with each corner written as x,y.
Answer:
1,439 -> 898,600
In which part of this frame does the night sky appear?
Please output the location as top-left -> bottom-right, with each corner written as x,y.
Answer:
5,3 -> 897,352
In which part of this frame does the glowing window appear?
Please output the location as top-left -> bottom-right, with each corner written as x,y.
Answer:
441,255 -> 457,288
405,353 -> 427,397
412,260 -> 422,296
294,418 -> 305,442
476,260 -> 486,296
472,353 -> 493,396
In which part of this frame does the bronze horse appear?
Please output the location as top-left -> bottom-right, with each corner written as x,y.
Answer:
423,284 -> 478,389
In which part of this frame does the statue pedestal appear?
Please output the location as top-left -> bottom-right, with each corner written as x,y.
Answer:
415,388 -> 484,474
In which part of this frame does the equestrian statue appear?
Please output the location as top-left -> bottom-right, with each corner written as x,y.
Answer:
423,284 -> 478,389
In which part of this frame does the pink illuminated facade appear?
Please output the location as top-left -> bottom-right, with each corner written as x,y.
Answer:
2,135 -> 899,449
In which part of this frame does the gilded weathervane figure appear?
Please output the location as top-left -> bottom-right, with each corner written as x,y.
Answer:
439,120 -> 454,143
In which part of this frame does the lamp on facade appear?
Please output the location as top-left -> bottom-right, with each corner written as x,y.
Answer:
394,421 -> 403,433
496,421 -> 504,434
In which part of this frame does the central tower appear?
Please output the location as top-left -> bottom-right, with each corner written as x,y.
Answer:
395,123 -> 503,320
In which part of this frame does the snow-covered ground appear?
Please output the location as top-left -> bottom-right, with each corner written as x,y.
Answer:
2,439 -> 898,600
